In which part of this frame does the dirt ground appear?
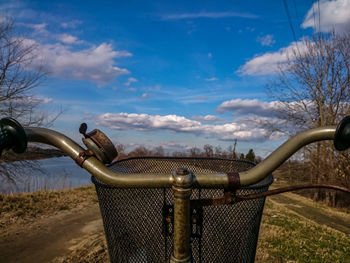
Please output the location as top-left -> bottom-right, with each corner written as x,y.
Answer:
0,203 -> 108,263
1,191 -> 350,263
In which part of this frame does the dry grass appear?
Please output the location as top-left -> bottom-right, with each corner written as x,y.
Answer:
51,232 -> 109,263
0,185 -> 98,229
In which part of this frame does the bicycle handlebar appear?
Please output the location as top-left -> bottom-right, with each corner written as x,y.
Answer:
1,117 -> 350,188
239,126 -> 335,185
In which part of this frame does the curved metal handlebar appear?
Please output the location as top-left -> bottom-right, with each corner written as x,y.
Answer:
239,126 -> 335,185
1,116 -> 350,188
25,127 -> 177,188
23,124 -> 340,188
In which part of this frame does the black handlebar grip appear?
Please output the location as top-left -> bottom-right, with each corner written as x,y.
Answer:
0,118 -> 27,156
334,116 -> 350,151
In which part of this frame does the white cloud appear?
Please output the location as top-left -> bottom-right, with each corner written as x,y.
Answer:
161,11 -> 258,20
216,98 -> 317,136
25,39 -> 132,85
0,15 -> 6,23
18,22 -> 48,35
41,97 -> 53,104
141,93 -> 149,99
121,141 -> 192,153
256,34 -> 275,46
191,115 -> 223,123
217,99 -> 283,116
96,112 -> 269,141
195,96 -> 208,101
124,77 -> 138,87
302,0 -> 350,33
57,34 -> 82,44
216,98 -> 314,119
237,41 -> 306,75
160,141 -> 192,152
28,23 -> 47,31
204,77 -> 218,82
60,20 -> 82,29
10,96 -> 53,105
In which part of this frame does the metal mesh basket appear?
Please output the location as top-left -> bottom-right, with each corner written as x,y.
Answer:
92,157 -> 273,263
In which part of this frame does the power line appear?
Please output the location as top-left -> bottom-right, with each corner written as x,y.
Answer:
318,0 -> 321,32
282,0 -> 298,43
282,0 -> 301,56
311,0 -> 317,33
292,0 -> 302,38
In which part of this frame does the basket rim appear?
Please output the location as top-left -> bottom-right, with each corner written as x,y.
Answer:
90,156 -> 274,190
91,174 -> 274,190
109,155 -> 257,166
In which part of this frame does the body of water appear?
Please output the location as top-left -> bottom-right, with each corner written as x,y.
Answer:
1,157 -> 92,194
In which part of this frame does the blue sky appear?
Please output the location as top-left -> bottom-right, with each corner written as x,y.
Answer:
1,0 -> 350,156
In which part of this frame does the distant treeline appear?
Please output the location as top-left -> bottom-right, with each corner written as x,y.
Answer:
0,147 -> 66,162
116,144 -> 261,163
277,159 -> 350,209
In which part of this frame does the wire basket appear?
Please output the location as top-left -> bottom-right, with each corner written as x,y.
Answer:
92,157 -> 273,263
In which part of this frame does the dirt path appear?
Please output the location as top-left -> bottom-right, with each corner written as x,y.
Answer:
0,203 -> 105,263
268,192 -> 350,235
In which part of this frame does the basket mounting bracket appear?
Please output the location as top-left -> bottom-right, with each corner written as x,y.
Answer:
163,204 -> 203,239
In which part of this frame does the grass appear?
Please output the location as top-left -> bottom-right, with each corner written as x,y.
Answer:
0,185 -> 98,229
256,199 -> 350,262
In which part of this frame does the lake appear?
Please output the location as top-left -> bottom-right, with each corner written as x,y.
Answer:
1,157 -> 92,194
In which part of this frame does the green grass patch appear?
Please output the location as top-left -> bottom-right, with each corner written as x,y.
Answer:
257,200 -> 350,262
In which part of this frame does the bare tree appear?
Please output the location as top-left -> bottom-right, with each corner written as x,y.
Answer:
151,146 -> 165,156
127,146 -> 150,157
189,147 -> 201,157
0,19 -> 58,185
115,143 -> 126,159
0,20 -> 51,125
265,32 -> 350,206
203,144 -> 214,157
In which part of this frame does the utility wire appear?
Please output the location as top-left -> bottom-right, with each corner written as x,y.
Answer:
318,0 -> 321,32
283,0 -> 298,43
292,0 -> 302,38
282,0 -> 301,54
311,0 -> 317,33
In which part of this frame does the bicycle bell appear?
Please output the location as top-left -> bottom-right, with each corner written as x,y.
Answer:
79,123 -> 118,164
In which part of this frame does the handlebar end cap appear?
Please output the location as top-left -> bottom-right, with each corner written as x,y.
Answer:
334,116 -> 350,151
0,117 -> 27,154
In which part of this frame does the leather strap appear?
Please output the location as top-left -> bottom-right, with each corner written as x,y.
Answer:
227,172 -> 240,189
75,150 -> 93,167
